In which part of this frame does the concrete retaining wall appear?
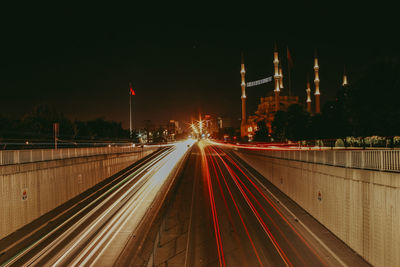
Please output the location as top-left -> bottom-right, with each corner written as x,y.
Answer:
0,148 -> 157,239
235,150 -> 400,267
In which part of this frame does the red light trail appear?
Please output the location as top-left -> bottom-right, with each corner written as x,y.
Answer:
207,145 -> 263,266
199,141 -> 331,266
216,146 -> 328,266
200,143 -> 226,267
210,145 -> 292,267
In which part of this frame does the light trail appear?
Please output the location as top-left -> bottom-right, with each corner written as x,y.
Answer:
233,168 -> 306,266
0,147 -> 166,257
207,145 -> 263,267
207,147 -> 249,266
216,146 -> 329,266
210,145 -> 292,267
199,142 -> 226,267
1,139 -> 195,267
17,147 -> 174,266
208,140 -> 336,151
217,147 -> 338,266
72,163 -> 163,266
56,140 -> 195,266
78,140 -> 194,266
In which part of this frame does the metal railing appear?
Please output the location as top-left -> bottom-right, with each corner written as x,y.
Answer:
0,146 -> 150,166
243,149 -> 400,172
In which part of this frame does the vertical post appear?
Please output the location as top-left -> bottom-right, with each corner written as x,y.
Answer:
129,88 -> 132,139
53,122 -> 59,150
286,46 -> 293,97
131,95 -> 135,138
288,60 -> 292,97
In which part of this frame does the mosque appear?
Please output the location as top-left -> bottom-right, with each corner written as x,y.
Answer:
240,44 -> 348,139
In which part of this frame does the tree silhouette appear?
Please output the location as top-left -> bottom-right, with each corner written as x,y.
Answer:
254,120 -> 269,141
272,111 -> 288,141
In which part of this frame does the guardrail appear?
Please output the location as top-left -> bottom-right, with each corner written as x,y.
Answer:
0,146 -> 149,165
242,149 -> 400,172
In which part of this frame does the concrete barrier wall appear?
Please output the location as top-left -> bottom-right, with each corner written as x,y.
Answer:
235,150 -> 400,267
0,148 -> 157,239
0,146 -> 147,165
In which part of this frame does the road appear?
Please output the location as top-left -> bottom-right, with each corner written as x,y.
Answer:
0,140 -> 194,266
133,140 -> 370,266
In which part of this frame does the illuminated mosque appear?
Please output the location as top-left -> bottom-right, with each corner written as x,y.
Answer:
240,44 -> 348,139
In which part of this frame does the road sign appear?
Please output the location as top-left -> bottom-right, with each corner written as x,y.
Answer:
22,188 -> 28,201
246,76 -> 273,87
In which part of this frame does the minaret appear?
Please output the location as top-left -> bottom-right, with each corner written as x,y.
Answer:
342,65 -> 348,86
314,50 -> 321,114
279,62 -> 284,90
274,43 -> 280,112
306,76 -> 312,113
240,53 -> 247,138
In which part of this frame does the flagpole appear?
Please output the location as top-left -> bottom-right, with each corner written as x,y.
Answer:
131,93 -> 135,136
287,46 -> 292,97
129,83 -> 132,139
288,63 -> 292,97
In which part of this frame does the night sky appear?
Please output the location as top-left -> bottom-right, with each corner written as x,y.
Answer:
1,3 -> 398,130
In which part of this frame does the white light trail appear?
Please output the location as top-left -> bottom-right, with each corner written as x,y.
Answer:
5,140 -> 195,266
55,139 -> 195,266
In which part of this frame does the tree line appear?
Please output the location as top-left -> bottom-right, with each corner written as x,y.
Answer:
0,105 -> 129,140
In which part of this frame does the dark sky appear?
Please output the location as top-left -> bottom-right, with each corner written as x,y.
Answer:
1,3 -> 398,130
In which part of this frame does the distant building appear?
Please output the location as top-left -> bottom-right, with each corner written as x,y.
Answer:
168,120 -> 181,134
219,116 -> 232,129
244,45 -> 300,138
203,114 -> 220,137
168,120 -> 181,141
251,93 -> 299,134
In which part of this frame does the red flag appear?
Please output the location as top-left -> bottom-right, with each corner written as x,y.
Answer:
287,46 -> 294,68
129,83 -> 135,96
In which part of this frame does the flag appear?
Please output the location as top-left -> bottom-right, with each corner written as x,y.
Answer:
129,82 -> 135,96
287,46 -> 294,68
